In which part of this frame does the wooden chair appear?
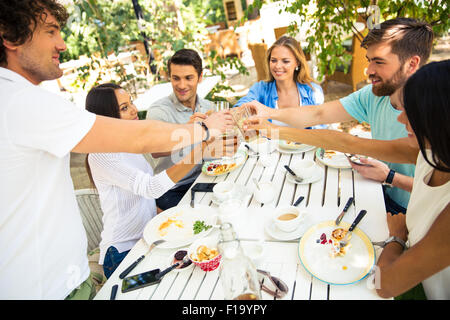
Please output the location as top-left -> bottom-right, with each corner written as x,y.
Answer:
248,43 -> 269,81
75,188 -> 104,252
274,26 -> 288,40
324,33 -> 369,92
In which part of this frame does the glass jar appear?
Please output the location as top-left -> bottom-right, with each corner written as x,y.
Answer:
218,223 -> 261,300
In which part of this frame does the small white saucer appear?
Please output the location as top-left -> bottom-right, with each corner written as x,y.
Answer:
211,184 -> 253,206
264,218 -> 309,241
167,248 -> 194,273
285,168 -> 324,185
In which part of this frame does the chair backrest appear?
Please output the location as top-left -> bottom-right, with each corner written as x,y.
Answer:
274,26 -> 288,40
75,188 -> 104,252
248,43 -> 269,81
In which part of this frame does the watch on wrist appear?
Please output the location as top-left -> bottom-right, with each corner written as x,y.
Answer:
196,121 -> 210,142
382,169 -> 395,187
382,236 -> 407,251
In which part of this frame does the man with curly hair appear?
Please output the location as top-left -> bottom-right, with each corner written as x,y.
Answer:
0,0 -> 232,299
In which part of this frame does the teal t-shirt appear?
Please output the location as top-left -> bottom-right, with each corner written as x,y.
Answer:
340,84 -> 414,209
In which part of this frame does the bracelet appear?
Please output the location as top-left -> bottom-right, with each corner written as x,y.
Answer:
382,236 -> 407,251
196,121 -> 210,142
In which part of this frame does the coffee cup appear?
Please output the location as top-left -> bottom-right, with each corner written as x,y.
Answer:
253,182 -> 275,204
213,181 -> 235,202
273,206 -> 305,232
291,159 -> 317,180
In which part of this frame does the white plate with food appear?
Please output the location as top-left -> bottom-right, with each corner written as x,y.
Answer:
202,148 -> 248,176
298,220 -> 375,285
276,141 -> 316,154
278,139 -> 316,151
143,205 -> 217,249
315,148 -> 352,169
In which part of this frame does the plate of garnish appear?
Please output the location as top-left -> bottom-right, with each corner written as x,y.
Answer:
143,205 -> 217,249
298,220 -> 375,285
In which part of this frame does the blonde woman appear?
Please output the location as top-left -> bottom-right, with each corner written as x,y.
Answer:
235,36 -> 325,128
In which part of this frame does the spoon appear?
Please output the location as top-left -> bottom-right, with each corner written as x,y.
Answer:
253,178 -> 261,190
119,239 -> 166,279
155,254 -> 191,279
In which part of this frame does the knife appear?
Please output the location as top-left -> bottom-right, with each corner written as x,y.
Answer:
293,195 -> 305,207
335,197 -> 354,225
284,165 -> 303,183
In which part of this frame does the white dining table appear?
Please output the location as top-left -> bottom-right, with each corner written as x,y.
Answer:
134,75 -> 221,111
94,143 -> 390,301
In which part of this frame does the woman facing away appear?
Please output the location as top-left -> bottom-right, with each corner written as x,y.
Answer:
234,36 -> 325,128
85,83 -> 237,278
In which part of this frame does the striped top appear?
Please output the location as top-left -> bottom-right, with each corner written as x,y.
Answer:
88,152 -> 175,264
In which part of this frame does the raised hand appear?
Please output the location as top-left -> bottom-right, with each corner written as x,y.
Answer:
203,110 -> 234,138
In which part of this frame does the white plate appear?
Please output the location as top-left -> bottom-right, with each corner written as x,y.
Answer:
316,148 -> 352,169
202,148 -> 248,176
211,184 -> 253,206
166,248 -> 194,273
298,220 -> 375,285
143,205 -> 217,249
276,143 -> 316,154
285,168 -> 324,185
264,217 -> 309,241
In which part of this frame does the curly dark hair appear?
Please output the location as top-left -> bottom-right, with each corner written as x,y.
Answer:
0,0 -> 68,66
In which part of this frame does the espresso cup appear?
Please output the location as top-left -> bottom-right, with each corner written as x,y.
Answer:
213,181 -> 235,202
273,206 -> 305,232
291,159 -> 317,180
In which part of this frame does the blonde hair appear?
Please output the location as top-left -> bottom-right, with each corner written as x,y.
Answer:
266,36 -> 315,88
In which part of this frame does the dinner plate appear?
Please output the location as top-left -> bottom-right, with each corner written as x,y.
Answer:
276,142 -> 316,154
298,220 -> 375,285
264,217 -> 309,241
143,204 -> 217,249
285,168 -> 324,185
315,148 -> 352,169
202,148 -> 248,176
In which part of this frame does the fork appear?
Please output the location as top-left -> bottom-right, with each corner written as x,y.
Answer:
284,165 -> 304,183
339,209 -> 367,248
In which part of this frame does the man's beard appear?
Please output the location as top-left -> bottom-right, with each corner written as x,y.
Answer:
370,65 -> 409,96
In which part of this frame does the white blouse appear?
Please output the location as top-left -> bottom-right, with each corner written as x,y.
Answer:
88,152 -> 175,264
406,150 -> 450,299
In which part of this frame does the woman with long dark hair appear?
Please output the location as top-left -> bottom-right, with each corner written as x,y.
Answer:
374,60 -> 450,299
85,84 -> 237,278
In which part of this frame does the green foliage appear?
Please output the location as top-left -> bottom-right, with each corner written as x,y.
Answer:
245,0 -> 449,81
60,0 -> 248,100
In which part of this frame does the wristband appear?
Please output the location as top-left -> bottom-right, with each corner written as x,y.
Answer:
382,169 -> 395,187
196,121 -> 210,142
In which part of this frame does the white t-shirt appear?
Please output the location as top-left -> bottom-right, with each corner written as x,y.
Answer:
406,150 -> 450,299
0,67 -> 96,299
87,152 -> 175,264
